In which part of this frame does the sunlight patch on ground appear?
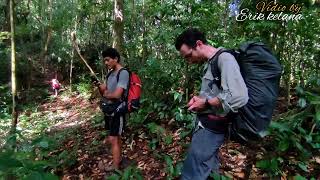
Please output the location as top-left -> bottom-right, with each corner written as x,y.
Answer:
61,95 -> 71,102
49,111 -> 90,131
50,118 -> 85,130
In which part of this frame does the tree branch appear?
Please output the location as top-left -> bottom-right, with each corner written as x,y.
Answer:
71,31 -> 98,80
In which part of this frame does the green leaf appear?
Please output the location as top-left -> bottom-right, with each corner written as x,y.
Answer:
296,86 -> 304,95
210,172 -> 221,179
315,105 -> 320,123
174,92 -> 179,101
108,174 -> 120,180
23,172 -> 42,180
164,135 -> 173,145
298,162 -> 309,172
149,139 -> 158,150
23,172 -> 59,180
298,98 -> 307,108
256,160 -> 269,169
310,101 -> 320,105
0,153 -> 23,171
174,162 -> 183,176
42,173 -> 59,180
122,167 -> 131,179
277,157 -> 284,163
311,143 -> 320,149
164,155 -> 174,175
270,122 -> 290,132
278,140 -> 289,151
294,175 -> 307,180
270,158 -> 279,171
305,135 -> 312,143
39,141 -> 49,149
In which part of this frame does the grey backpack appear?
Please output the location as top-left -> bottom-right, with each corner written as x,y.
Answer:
210,42 -> 282,142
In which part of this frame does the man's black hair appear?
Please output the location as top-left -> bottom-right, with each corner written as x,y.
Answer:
102,47 -> 120,62
175,28 -> 207,50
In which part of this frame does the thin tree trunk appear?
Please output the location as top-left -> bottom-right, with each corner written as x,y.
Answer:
299,41 -> 305,87
70,50 -> 74,92
131,0 -> 135,25
10,0 -> 18,139
43,29 -> 52,71
222,0 -> 230,42
112,0 -> 124,58
4,0 -> 10,31
70,16 -> 78,92
40,0 -> 53,73
284,38 -> 292,108
27,57 -> 32,90
285,68 -> 291,108
141,0 -> 147,64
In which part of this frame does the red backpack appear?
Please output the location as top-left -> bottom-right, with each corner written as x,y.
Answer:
108,68 -> 142,113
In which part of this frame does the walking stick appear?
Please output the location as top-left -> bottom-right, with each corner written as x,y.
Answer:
71,31 -> 99,80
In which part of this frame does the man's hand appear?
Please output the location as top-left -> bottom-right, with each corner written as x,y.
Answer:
187,96 -> 206,112
91,76 -> 101,87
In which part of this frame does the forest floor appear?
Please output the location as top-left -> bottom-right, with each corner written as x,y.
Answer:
13,88 -> 308,180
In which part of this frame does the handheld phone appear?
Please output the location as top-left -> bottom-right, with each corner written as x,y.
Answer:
91,76 -> 101,86
182,106 -> 197,114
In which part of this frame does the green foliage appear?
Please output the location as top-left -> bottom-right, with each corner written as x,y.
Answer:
146,122 -> 173,150
76,82 -> 91,96
0,121 -> 81,179
75,75 -> 94,98
258,77 -> 320,177
0,31 -> 10,40
0,85 -> 11,119
0,85 -> 12,146
209,172 -> 232,180
164,155 -> 183,179
0,138 -> 59,180
108,166 -> 143,180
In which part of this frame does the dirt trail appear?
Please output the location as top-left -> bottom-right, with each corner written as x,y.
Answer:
39,94 -> 271,179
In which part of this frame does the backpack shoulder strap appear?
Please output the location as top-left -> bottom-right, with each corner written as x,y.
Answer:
209,49 -> 229,89
116,68 -> 125,82
106,70 -> 114,83
106,68 -> 129,82
113,67 -> 130,81
116,68 -> 131,100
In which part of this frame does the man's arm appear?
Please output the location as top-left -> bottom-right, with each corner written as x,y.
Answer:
187,96 -> 221,111
215,52 -> 248,113
98,84 -> 107,96
103,87 -> 124,99
97,83 -> 124,99
188,53 -> 248,113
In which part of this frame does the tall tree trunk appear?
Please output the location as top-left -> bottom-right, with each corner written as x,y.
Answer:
27,57 -> 32,90
4,0 -> 10,31
299,41 -> 305,87
284,35 -> 292,108
70,16 -> 78,93
40,0 -> 53,73
141,0 -> 147,64
112,0 -> 124,58
222,0 -> 230,42
10,0 -> 18,140
27,27 -> 34,90
70,50 -> 74,92
43,28 -> 52,71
